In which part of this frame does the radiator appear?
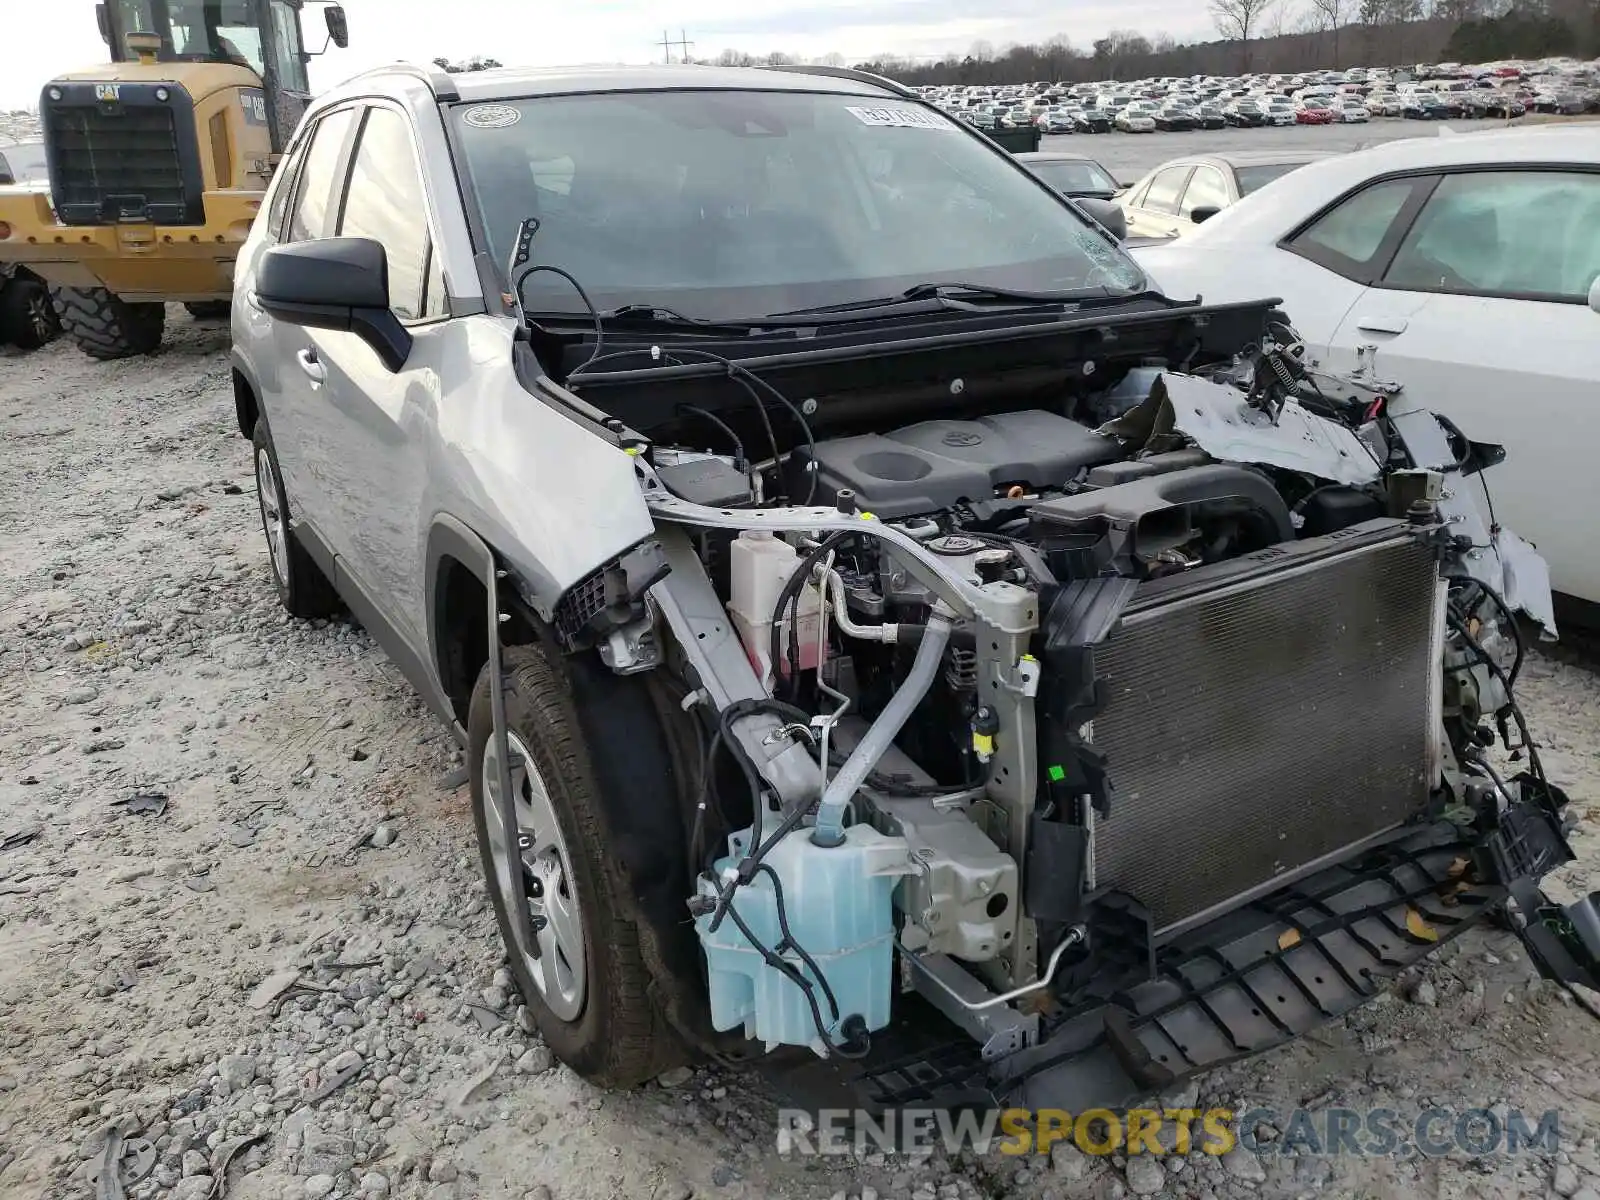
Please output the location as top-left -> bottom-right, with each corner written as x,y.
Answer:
1087,520 -> 1445,936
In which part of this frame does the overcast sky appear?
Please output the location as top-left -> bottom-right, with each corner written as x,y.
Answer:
1,0 -> 1211,110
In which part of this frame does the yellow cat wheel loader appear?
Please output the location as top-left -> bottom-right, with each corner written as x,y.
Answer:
0,1 -> 348,359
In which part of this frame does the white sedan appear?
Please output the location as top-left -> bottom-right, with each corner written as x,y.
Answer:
1115,106 -> 1157,133
1132,125 -> 1600,604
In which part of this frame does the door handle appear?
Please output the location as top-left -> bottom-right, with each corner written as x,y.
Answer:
297,347 -> 326,384
1356,315 -> 1408,335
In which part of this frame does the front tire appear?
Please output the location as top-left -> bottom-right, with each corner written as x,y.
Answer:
469,644 -> 682,1086
50,287 -> 164,359
252,419 -> 340,619
0,275 -> 60,349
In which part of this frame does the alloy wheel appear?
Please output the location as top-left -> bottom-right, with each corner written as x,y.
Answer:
482,730 -> 587,1021
255,448 -> 289,586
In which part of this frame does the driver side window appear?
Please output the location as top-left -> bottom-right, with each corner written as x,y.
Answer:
1141,166 -> 1192,215
1181,167 -> 1228,219
285,107 -> 355,243
337,107 -> 442,321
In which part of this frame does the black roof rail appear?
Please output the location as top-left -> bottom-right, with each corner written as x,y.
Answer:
758,63 -> 917,99
353,61 -> 461,102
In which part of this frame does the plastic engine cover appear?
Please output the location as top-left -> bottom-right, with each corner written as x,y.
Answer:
695,823 -> 912,1055
791,410 -> 1124,519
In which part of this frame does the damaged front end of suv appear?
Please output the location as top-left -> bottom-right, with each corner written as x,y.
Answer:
517,298 -> 1582,1110
447,75 -> 1595,1111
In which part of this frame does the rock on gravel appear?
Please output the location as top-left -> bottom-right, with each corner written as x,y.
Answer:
516,1046 -> 553,1075
1124,1153 -> 1165,1194
1223,1146 -> 1267,1183
1050,1140 -> 1097,1181
216,1052 -> 256,1090
298,1132 -> 355,1177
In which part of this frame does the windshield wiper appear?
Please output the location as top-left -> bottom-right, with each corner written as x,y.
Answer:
766,281 -> 1136,319
902,281 -> 1114,304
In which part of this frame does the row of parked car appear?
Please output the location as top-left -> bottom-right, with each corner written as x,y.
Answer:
921,56 -> 1600,135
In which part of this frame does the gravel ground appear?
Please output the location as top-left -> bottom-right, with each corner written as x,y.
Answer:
4,315 -> 1600,1200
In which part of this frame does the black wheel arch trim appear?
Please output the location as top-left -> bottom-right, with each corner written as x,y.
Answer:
230,347 -> 265,440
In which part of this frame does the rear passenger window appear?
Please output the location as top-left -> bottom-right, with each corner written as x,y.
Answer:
286,107 -> 355,242
337,107 -> 433,321
1382,170 -> 1600,300
1142,166 -> 1192,215
1286,178 -> 1419,280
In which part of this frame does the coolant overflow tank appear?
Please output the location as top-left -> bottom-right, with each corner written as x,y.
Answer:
695,823 -> 912,1056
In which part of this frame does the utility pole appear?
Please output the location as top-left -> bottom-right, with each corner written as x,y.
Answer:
660,29 -> 693,63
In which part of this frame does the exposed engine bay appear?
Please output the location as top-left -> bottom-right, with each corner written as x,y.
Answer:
526,295 -> 1580,1106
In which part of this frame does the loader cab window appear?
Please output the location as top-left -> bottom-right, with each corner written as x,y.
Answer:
112,0 -> 158,37
167,0 -> 266,74
269,0 -> 310,93
111,0 -> 266,75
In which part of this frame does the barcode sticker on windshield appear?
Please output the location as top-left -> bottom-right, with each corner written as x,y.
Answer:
845,105 -> 949,130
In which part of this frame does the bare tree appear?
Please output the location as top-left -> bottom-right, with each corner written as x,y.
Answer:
1210,0 -> 1281,68
1309,0 -> 1351,63
1041,33 -> 1073,80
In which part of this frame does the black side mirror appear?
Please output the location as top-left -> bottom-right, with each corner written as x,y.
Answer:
256,238 -> 411,371
324,5 -> 349,49
1189,205 -> 1222,225
0,157 -> 13,187
1077,197 -> 1127,241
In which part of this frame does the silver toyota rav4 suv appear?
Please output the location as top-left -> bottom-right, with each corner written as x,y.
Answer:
231,61 -> 1595,1111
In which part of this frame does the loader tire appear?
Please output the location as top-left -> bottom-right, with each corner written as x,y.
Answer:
183,301 -> 232,321
0,274 -> 60,349
51,287 -> 165,360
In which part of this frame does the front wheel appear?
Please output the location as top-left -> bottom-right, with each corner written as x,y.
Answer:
469,644 -> 683,1086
